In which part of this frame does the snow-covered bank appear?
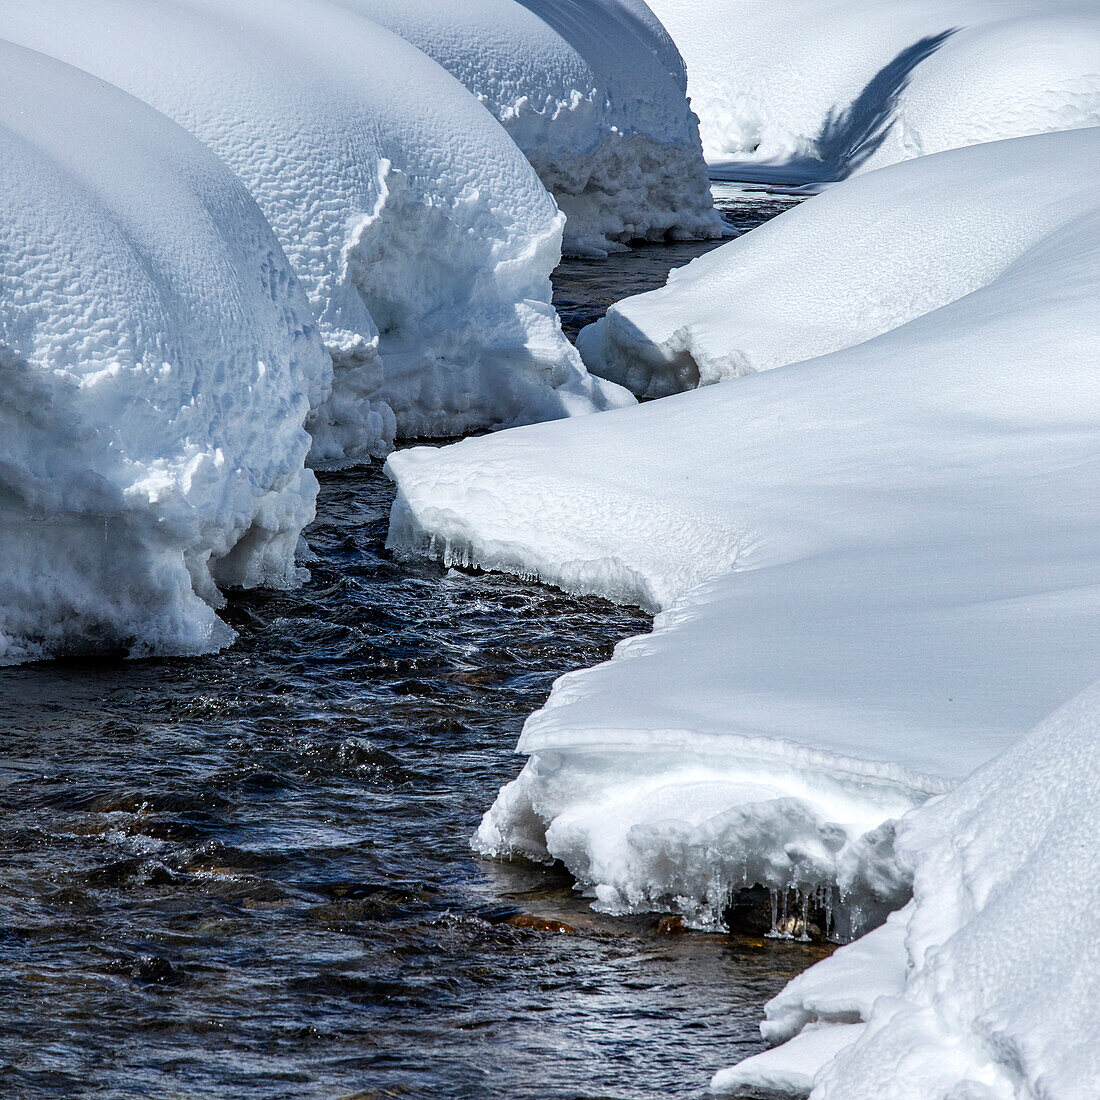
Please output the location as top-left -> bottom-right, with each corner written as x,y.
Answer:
716,681 -> 1100,1098
386,129 -> 1100,930
343,0 -> 723,257
0,0 -> 628,465
646,0 -> 1100,184
0,43 -> 327,664
578,129 -> 1098,395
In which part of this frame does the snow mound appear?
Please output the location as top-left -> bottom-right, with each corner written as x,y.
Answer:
0,43 -> 327,664
342,0 -> 723,257
386,129 -> 1100,931
0,0 -> 630,464
579,126 -> 1099,395
646,0 -> 1100,184
717,680 -> 1100,1098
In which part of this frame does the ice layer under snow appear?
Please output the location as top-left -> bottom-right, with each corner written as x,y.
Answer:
0,0 -> 630,467
386,128 -> 1100,931
342,0 -> 724,257
716,680 -> 1100,1098
646,0 -> 1100,184
0,42 -> 327,664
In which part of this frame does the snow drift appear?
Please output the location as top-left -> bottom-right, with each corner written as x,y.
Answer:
386,129 -> 1100,932
342,0 -> 723,257
0,0 -> 629,465
579,117 -> 1100,395
0,42 -> 328,664
716,680 -> 1100,1098
646,0 -> 1100,184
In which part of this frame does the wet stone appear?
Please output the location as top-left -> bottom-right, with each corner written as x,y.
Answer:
504,914 -> 577,934
656,915 -> 689,935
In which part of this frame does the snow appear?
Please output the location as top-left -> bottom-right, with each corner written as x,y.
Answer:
759,907 -> 910,1045
579,123 -> 1100,396
0,42 -> 327,664
0,0 -> 630,466
340,0 -> 724,257
645,0 -> 1100,184
386,128 -> 1100,931
711,1024 -> 866,1099
715,681 -> 1100,1098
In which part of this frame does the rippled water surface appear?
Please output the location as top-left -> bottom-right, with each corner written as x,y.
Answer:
1,190 -> 818,1100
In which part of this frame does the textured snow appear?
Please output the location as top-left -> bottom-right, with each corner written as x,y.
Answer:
717,681 -> 1100,1099
342,0 -> 723,257
0,0 -> 629,465
0,42 -> 327,664
386,129 -> 1100,929
646,0 -> 1100,183
579,125 -> 1100,396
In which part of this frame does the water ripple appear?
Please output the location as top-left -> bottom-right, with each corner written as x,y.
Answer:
0,196 -> 820,1100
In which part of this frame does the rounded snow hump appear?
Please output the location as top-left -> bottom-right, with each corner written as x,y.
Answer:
0,0 -> 631,466
342,0 -> 724,256
0,41 -> 328,663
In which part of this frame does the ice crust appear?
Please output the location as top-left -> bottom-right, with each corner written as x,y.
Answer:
0,43 -> 327,664
342,0 -> 724,257
717,682 -> 1100,1098
0,0 -> 630,465
386,129 -> 1100,931
646,0 -> 1100,183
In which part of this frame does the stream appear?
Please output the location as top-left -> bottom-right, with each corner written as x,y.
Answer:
0,186 -> 820,1100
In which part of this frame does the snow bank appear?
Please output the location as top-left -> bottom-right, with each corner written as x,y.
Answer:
386,129 -> 1100,930
579,125 -> 1099,395
646,0 -> 1100,184
0,0 -> 628,464
342,0 -> 723,257
717,681 -> 1100,1098
0,43 -> 327,664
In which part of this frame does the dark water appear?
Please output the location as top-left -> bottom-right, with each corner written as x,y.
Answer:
0,190 -> 818,1100
552,185 -> 800,340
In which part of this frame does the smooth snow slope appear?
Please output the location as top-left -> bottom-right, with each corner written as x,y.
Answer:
717,680 -> 1100,1099
647,0 -> 1100,184
341,0 -> 723,256
0,0 -> 629,463
580,118 -> 1100,395
386,130 -> 1100,930
0,43 -> 327,664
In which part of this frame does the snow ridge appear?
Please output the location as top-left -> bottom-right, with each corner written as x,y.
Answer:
647,0 -> 1100,184
0,42 -> 326,663
578,125 -> 1100,396
0,0 -> 630,468
342,0 -> 724,256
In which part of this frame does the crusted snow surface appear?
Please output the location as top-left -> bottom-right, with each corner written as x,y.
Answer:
0,0 -> 630,464
0,43 -> 327,664
343,0 -> 723,257
646,0 -> 1100,184
386,129 -> 1100,932
579,128 -> 1100,396
716,682 -> 1100,1098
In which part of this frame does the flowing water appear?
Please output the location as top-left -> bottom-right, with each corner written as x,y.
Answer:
553,185 -> 799,342
0,189 -> 817,1100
